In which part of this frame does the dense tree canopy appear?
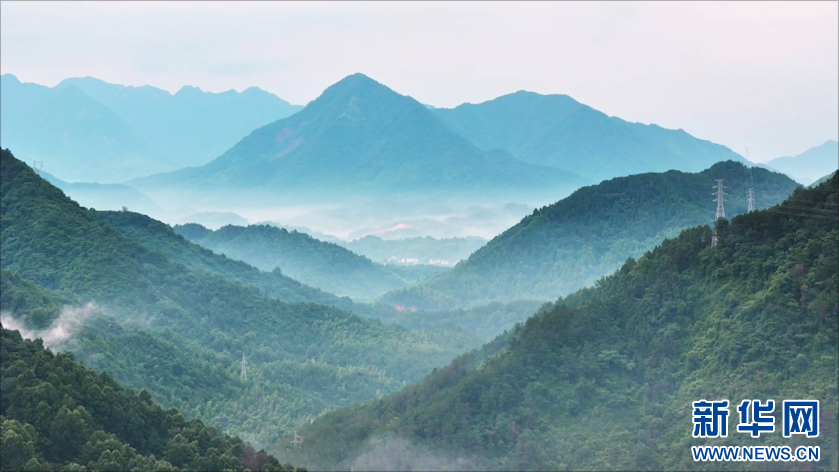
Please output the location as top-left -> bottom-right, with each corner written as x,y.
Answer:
283,174 -> 838,471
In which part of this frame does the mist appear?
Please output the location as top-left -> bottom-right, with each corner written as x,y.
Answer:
0,302 -> 99,349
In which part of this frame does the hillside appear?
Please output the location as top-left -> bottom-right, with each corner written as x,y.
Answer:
130,74 -> 581,205
0,147 -> 471,447
282,174 -> 839,471
432,90 -> 747,183
0,325 -> 302,472
767,140 -> 839,185
94,210 -> 355,310
0,73 -> 301,182
381,161 -> 799,310
174,223 -> 445,300
0,74 -> 171,183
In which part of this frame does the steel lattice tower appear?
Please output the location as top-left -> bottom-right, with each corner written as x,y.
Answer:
240,352 -> 247,381
712,179 -> 726,246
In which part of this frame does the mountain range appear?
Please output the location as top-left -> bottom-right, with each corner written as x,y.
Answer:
174,222 -> 446,300
280,173 -> 839,471
0,148 -> 472,448
380,161 -> 799,309
765,140 -> 839,184
129,74 -> 582,206
0,74 -> 301,183
432,90 -> 748,183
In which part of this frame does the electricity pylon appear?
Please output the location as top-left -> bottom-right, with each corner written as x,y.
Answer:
240,352 -> 247,381
712,179 -> 726,246
32,161 -> 43,175
291,432 -> 303,448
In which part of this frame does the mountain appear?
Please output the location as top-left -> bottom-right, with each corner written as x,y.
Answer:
0,74 -> 172,183
0,147 -> 471,447
174,223 -> 446,300
40,170 -> 163,215
0,73 -> 302,182
766,140 -> 839,184
129,74 -> 582,204
0,325 -> 302,472
281,174 -> 839,471
432,90 -> 748,183
381,161 -> 799,310
94,210 -> 355,310
56,76 -> 303,168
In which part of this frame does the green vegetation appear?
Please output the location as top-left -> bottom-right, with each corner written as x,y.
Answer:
96,210 -> 355,310
1,326 -> 303,472
382,161 -> 799,309
433,90 -> 747,183
0,148 -> 472,448
281,174 -> 838,471
174,222 -> 446,300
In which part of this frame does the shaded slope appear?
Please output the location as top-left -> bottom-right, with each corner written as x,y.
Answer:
131,74 -> 581,202
0,147 -> 470,446
433,90 -> 746,183
381,161 -> 798,309
285,174 -> 839,471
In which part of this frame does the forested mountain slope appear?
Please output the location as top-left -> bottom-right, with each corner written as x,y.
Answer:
130,74 -> 581,204
381,161 -> 798,309
175,222 -> 443,300
283,173 -> 839,471
432,90 -> 746,183
0,148 -> 470,447
95,210 -> 354,310
0,326 -> 302,472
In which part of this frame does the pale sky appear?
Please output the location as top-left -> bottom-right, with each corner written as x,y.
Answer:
1,1 -> 837,163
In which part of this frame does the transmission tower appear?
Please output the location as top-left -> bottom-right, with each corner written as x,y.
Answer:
240,352 -> 247,381
747,188 -> 755,213
291,431 -> 303,448
745,148 -> 756,212
32,161 -> 43,175
712,179 -> 726,246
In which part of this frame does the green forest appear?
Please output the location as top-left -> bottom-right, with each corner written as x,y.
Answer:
279,174 -> 838,470
1,326 -> 304,472
0,148 -> 474,449
381,161 -> 799,310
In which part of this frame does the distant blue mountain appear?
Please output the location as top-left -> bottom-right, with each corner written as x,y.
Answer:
1,73 -> 302,182
130,74 -> 583,204
432,90 -> 748,182
766,140 -> 839,184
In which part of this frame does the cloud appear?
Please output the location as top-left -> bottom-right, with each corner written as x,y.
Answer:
0,302 -> 100,348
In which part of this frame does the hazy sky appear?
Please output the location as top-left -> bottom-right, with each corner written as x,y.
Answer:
2,1 -> 836,162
